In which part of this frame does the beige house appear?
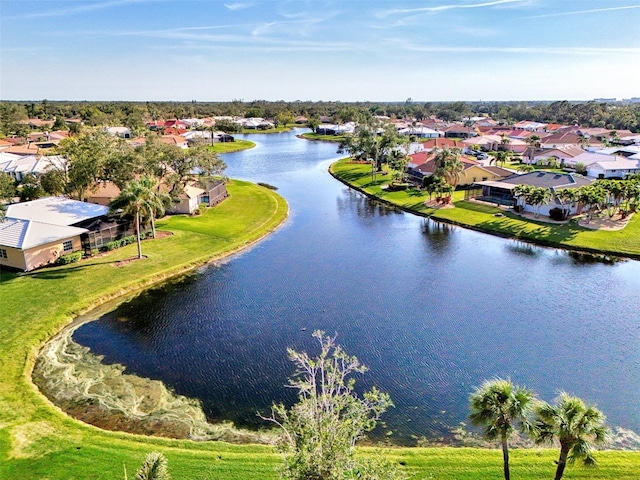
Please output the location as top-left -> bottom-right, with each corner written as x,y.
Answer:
0,197 -> 108,271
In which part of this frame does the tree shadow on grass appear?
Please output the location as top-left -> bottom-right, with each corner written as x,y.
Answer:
25,256 -> 143,280
475,214 -> 580,244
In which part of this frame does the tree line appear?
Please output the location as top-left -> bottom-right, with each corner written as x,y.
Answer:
2,99 -> 639,137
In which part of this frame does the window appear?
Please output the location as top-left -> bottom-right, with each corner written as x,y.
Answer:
0,248 -> 7,259
63,240 -> 73,252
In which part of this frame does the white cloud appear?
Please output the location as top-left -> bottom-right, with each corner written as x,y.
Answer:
224,3 -> 252,10
378,0 -> 526,17
4,0 -> 153,19
521,4 -> 640,20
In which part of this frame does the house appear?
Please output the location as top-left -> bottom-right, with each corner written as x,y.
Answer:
240,118 -> 275,130
619,134 -> 640,146
0,153 -> 65,181
527,145 -> 586,165
160,135 -> 189,149
441,125 -> 477,138
474,171 -> 593,214
104,126 -> 132,139
539,132 -> 583,149
562,151 -> 618,169
420,138 -> 464,152
461,135 -> 527,153
315,123 -> 356,135
1,197 -> 109,271
169,180 -> 228,214
587,158 -> 640,179
398,126 -> 441,138
513,120 -> 548,131
406,152 -> 511,186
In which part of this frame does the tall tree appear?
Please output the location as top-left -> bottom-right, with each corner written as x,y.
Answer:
261,330 -> 394,480
109,176 -> 164,259
469,378 -> 536,480
56,130 -> 126,201
533,393 -> 608,480
433,148 -> 464,188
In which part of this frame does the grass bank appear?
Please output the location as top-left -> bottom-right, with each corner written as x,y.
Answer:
330,158 -> 640,259
1,178 -> 639,479
208,139 -> 255,153
299,132 -> 344,142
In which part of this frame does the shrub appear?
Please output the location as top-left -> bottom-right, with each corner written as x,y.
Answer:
57,251 -> 83,265
102,235 -> 139,251
549,207 -> 566,221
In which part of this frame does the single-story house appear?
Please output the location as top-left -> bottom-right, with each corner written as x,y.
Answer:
315,123 -> 356,135
169,180 -> 229,214
160,135 -> 189,149
104,126 -> 132,139
240,118 -> 275,130
441,125 -> 477,138
1,197 -> 109,271
526,145 -> 586,165
406,152 -> 511,186
398,126 -> 441,138
512,121 -> 548,132
474,171 -> 593,214
420,138 -> 464,152
587,158 -> 640,179
0,153 -> 66,181
563,151 -> 619,169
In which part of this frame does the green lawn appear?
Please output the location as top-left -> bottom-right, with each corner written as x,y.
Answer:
208,139 -> 255,153
330,158 -> 640,259
1,176 -> 638,479
299,132 -> 345,142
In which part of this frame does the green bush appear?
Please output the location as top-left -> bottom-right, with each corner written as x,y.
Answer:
102,235 -> 139,251
57,251 -> 83,265
549,207 -> 567,221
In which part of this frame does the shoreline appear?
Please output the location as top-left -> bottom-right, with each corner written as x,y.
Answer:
10,180 -> 288,440
328,160 -> 640,261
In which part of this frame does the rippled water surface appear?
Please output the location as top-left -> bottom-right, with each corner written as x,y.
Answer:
75,129 -> 640,444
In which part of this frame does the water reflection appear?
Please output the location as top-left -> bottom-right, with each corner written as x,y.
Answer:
567,251 -> 626,266
74,130 -> 640,446
336,188 -> 402,218
506,241 -> 542,258
421,219 -> 455,254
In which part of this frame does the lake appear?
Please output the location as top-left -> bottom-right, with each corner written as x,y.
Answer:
74,129 -> 640,445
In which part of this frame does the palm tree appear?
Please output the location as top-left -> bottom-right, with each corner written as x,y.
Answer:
556,188 -> 577,219
533,393 -> 608,480
110,176 -> 165,259
499,133 -> 511,151
138,176 -> 172,239
517,164 -> 535,173
525,135 -> 541,163
493,150 -> 511,168
529,187 -> 552,218
512,184 -> 534,211
469,379 -> 536,480
433,148 -> 464,188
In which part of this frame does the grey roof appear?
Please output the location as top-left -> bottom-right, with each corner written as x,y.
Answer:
6,197 -> 108,226
0,218 -> 87,249
494,171 -> 593,189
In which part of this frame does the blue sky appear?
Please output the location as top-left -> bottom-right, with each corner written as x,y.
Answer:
1,0 -> 638,101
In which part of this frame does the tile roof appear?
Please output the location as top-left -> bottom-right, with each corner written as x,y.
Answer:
496,171 -> 593,189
